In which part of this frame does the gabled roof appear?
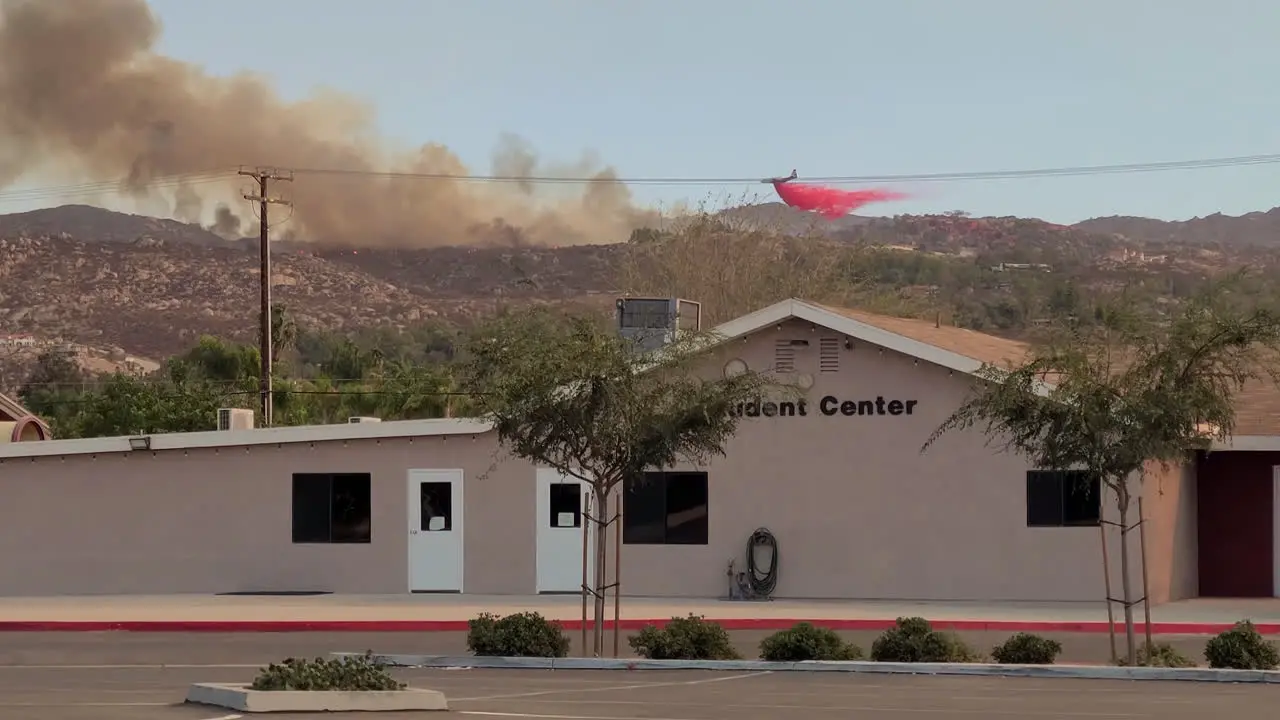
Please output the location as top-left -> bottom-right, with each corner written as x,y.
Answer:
6,297 -> 1276,459
711,298 -> 1029,376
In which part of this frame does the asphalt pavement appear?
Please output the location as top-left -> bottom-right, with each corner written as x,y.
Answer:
0,631 -> 1273,720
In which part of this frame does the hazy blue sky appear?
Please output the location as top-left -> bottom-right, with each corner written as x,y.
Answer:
34,1 -> 1280,222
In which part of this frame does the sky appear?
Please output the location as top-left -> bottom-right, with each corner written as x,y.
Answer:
17,0 -> 1280,224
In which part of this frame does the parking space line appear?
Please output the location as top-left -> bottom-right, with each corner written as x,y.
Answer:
451,670 -> 772,702
462,712 -> 700,720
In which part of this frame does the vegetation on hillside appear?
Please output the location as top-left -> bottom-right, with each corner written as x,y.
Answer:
11,207 -> 1279,439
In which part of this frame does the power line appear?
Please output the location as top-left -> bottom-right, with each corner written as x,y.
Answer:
0,151 -> 1277,204
0,170 -> 238,204
288,152 -> 1280,186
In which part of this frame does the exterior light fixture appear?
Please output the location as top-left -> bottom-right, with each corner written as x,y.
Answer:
128,436 -> 152,451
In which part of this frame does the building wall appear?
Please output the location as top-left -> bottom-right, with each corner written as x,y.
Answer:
617,319 -> 1148,601
1141,458 -> 1198,603
0,317 -> 1187,600
0,433 -> 530,595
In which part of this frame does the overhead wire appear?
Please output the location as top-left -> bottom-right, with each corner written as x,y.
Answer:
0,152 -> 1276,204
286,151 -> 1280,186
0,169 -> 239,205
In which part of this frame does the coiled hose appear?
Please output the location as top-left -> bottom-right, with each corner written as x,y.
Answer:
746,527 -> 779,598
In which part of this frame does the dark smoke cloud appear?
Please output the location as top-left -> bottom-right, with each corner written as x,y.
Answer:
0,0 -> 657,246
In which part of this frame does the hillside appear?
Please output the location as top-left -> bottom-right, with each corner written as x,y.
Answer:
2,202 -> 1280,391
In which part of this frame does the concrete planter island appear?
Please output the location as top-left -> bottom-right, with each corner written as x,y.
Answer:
185,683 -> 449,713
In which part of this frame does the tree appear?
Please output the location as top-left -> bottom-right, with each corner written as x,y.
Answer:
457,307 -> 779,655
268,303 -> 298,364
922,275 -> 1280,664
617,207 -> 856,325
18,349 -> 87,435
69,373 -> 227,438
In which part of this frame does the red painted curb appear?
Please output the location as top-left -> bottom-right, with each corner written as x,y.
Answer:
0,618 -> 1275,634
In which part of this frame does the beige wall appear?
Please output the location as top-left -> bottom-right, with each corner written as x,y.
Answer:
617,319 -> 1154,601
0,317 -> 1192,601
1141,459 -> 1199,603
0,433 -> 532,595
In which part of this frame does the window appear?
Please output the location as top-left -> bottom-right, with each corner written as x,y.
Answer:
419,481 -> 453,532
292,473 -> 372,543
1026,470 -> 1101,527
623,471 -> 709,545
549,483 -> 582,528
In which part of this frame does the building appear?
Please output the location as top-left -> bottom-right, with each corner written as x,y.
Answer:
0,392 -> 51,442
0,299 -> 1275,600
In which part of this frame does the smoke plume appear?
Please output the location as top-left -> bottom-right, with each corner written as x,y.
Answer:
0,0 -> 656,246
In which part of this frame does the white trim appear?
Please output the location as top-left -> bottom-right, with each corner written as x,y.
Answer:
1209,436 -> 1280,452
0,417 -> 494,460
711,299 -> 990,377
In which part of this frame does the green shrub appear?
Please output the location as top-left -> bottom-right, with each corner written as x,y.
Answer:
991,633 -> 1063,665
1204,620 -> 1280,670
869,617 -> 981,663
759,622 -> 863,661
628,615 -> 741,660
250,652 -> 404,691
1116,642 -> 1196,668
467,612 -> 571,658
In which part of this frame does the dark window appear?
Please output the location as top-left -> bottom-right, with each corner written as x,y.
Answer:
419,481 -> 453,532
292,473 -> 372,543
549,483 -> 582,528
1026,471 -> 1101,527
623,471 -> 709,545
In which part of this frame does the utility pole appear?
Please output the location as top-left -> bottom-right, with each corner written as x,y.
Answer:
239,166 -> 293,428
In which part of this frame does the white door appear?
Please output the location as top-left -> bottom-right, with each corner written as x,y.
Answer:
536,469 -> 594,593
408,469 -> 464,593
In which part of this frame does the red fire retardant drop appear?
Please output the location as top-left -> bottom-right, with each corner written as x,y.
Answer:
772,182 -> 907,219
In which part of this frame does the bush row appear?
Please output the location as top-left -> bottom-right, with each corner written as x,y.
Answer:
464,612 -> 1280,670
243,615 -> 1280,691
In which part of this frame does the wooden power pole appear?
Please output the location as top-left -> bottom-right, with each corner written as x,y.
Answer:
239,166 -> 293,427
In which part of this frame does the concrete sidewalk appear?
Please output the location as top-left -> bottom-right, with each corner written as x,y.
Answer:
0,594 -> 1276,632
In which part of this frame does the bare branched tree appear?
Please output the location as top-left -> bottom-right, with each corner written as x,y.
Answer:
617,202 -> 858,325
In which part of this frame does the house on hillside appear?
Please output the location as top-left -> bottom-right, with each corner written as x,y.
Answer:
0,299 -> 1275,600
0,392 -> 51,442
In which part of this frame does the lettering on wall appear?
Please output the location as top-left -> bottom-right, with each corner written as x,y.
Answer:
728,395 -> 919,418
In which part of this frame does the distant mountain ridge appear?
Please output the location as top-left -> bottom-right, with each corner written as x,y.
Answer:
4,202 -> 1279,248
1,201 -> 1278,389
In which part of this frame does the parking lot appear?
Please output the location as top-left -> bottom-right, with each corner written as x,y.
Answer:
0,632 -> 1274,719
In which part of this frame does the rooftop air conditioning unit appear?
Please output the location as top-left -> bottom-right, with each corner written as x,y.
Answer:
348,416 -> 382,424
616,297 -> 702,354
217,408 -> 255,431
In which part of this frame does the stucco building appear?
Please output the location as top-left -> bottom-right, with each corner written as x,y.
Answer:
0,299 -> 1276,600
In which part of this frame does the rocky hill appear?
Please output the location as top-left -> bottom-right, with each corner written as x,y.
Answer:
1,203 -> 1278,387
